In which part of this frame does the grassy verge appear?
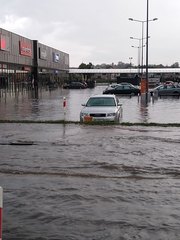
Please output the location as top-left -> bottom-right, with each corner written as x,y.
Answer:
0,119 -> 180,127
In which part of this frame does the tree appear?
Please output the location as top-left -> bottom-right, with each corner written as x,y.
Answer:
79,62 -> 94,69
78,63 -> 87,69
78,62 -> 94,80
171,62 -> 179,68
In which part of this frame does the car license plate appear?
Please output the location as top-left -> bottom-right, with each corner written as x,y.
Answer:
83,116 -> 93,122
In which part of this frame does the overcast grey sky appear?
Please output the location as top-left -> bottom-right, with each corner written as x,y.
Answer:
0,0 -> 180,67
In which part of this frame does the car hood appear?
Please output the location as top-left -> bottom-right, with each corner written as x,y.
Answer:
81,106 -> 118,114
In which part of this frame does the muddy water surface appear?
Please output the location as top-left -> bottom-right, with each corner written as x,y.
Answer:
0,124 -> 180,239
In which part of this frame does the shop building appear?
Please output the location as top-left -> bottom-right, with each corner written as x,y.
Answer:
0,28 -> 69,89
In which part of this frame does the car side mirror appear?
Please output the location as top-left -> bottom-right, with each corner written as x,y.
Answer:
81,104 -> 86,106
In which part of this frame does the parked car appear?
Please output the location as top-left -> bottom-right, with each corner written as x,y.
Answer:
104,83 -> 121,91
80,94 -> 122,123
105,82 -> 135,91
150,84 -> 180,96
63,82 -> 87,89
103,84 -> 140,95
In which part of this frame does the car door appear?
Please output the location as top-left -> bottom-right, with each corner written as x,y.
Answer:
166,85 -> 176,95
114,85 -> 123,94
123,85 -> 132,94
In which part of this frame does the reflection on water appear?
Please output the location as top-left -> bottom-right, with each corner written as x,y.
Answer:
138,98 -> 149,123
0,85 -> 180,123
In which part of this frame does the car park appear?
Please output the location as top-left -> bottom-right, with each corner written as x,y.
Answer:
103,84 -> 140,95
80,94 -> 122,123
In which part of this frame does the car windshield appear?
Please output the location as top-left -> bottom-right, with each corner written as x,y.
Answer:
86,97 -> 116,107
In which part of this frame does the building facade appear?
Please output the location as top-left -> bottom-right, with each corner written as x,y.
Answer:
0,28 -> 69,89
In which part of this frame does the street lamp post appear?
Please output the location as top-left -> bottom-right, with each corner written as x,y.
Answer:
129,14 -> 158,102
131,46 -> 140,71
146,0 -> 149,103
129,57 -> 133,70
130,36 -> 150,73
131,45 -> 145,73
129,17 -> 157,75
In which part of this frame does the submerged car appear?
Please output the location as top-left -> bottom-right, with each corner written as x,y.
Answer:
80,94 -> 122,123
103,84 -> 140,95
150,84 -> 180,96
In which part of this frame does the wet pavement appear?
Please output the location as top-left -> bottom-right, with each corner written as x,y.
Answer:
0,85 -> 180,123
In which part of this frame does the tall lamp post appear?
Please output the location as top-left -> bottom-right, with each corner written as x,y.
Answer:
130,36 -> 150,73
128,17 -> 157,75
129,14 -> 157,103
131,45 -> 140,71
146,0 -> 149,102
130,37 -> 141,69
129,57 -> 133,69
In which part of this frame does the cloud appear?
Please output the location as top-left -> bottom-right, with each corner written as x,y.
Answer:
1,0 -> 180,67
0,15 -> 31,34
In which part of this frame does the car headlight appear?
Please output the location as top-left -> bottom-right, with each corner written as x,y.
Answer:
107,113 -> 116,117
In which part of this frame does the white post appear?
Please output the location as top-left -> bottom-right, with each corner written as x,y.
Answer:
63,97 -> 67,121
0,187 -> 3,240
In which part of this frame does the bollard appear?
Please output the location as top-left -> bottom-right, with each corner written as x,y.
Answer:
120,104 -> 123,119
63,97 -> 67,120
63,97 -> 66,108
138,93 -> 140,103
0,187 -> 3,240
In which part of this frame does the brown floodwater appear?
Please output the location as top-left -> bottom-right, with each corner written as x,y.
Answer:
0,85 -> 180,123
0,86 -> 180,239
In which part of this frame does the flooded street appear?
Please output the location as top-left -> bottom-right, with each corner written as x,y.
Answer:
0,124 -> 180,239
0,86 -> 180,239
0,85 -> 180,123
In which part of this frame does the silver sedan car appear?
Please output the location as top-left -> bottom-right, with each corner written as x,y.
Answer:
80,94 -> 122,123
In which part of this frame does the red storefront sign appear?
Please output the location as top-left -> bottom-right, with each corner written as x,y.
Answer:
0,35 -> 10,51
19,41 -> 32,57
0,35 -> 6,50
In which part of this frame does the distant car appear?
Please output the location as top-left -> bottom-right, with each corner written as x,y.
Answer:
63,82 -> 87,89
103,84 -> 140,95
164,81 -> 174,85
104,83 -> 121,91
80,94 -> 122,123
150,84 -> 180,96
105,82 -> 135,91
